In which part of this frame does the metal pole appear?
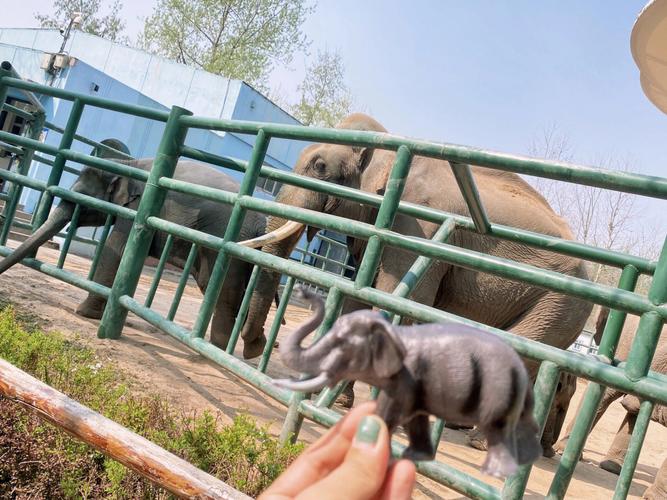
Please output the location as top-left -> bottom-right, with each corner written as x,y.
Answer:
32,99 -> 84,232
0,111 -> 46,245
547,265 -> 640,499
613,399 -> 654,499
190,130 -> 270,339
97,106 -> 192,339
280,287 -> 345,443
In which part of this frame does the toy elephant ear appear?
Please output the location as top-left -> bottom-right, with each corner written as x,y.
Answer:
370,316 -> 407,379
107,175 -> 141,207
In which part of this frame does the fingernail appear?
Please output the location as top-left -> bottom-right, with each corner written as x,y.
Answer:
355,416 -> 381,446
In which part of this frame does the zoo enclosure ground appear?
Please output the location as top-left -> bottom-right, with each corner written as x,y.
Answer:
0,239 -> 664,499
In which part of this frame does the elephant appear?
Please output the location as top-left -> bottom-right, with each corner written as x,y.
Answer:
643,456 -> 667,500
554,307 -> 667,479
274,287 -> 542,477
0,156 -> 271,356
239,113 -> 592,453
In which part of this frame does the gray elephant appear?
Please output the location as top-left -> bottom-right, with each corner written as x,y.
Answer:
239,113 -> 591,452
554,308 -> 667,466
0,158 -> 268,355
274,287 -> 542,477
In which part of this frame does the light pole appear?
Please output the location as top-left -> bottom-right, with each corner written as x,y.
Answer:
58,11 -> 83,53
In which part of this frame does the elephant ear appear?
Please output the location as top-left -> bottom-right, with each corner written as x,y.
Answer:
353,146 -> 374,174
108,175 -> 142,207
369,316 -> 407,379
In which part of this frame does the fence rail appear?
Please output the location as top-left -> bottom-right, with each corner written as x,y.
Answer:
0,358 -> 248,500
0,61 -> 665,499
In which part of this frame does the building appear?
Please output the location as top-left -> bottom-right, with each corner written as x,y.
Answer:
0,27 -> 311,255
0,28 -> 309,204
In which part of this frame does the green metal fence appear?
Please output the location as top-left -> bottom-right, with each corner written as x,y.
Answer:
1,61 -> 666,499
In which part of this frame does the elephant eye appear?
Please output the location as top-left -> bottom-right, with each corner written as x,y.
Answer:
313,159 -> 327,175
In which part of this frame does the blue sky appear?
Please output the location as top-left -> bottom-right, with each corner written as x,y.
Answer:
7,1 -> 666,228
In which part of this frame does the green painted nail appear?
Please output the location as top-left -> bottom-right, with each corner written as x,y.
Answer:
355,416 -> 381,445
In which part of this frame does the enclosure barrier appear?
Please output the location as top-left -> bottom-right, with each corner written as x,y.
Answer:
0,358 -> 248,499
1,61 -> 666,499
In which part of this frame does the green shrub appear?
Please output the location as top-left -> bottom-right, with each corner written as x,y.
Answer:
0,306 -> 303,498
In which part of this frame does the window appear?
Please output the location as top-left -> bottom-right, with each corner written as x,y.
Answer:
256,176 -> 282,197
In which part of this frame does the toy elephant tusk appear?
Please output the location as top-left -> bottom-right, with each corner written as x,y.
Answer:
272,372 -> 331,392
237,220 -> 305,248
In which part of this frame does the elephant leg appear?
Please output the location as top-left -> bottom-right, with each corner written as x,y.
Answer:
210,297 -> 236,351
553,386 -> 624,457
196,254 -> 249,353
643,457 -> 667,500
403,414 -> 435,461
599,412 -> 636,475
76,227 -> 127,319
212,264 -> 251,353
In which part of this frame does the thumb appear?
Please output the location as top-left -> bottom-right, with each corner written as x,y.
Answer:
297,415 -> 390,500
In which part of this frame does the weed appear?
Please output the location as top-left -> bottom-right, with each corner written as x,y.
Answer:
0,306 -> 303,498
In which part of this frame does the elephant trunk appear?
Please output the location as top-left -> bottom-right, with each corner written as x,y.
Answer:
239,186 -> 308,344
0,202 -> 74,274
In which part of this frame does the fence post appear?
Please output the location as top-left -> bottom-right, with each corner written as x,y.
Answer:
547,265 -> 640,499
190,130 -> 270,339
0,110 -> 45,245
280,286 -> 345,443
97,105 -> 191,339
31,99 -> 84,232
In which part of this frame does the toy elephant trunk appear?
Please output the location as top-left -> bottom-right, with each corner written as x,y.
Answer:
276,289 -> 336,392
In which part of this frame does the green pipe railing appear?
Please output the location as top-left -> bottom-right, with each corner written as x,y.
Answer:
180,146 -> 657,274
0,66 -> 665,500
167,242 -> 198,321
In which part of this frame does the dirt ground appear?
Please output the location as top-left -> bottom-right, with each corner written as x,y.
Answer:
0,240 -> 665,499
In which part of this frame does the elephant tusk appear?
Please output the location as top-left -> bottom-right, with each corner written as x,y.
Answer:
237,221 -> 305,249
272,372 -> 331,393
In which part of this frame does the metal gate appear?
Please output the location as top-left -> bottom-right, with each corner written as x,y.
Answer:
1,61 -> 666,499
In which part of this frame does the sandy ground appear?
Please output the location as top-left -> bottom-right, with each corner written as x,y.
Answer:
0,239 -> 665,499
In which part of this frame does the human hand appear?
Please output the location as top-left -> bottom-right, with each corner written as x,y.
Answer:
260,402 -> 416,500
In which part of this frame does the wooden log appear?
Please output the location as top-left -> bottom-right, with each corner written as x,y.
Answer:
0,358 -> 250,499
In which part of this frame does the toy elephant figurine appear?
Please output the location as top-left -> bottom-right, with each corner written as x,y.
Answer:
274,287 -> 541,477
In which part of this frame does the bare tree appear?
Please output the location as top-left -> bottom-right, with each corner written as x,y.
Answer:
526,125 -> 661,287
